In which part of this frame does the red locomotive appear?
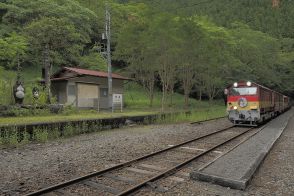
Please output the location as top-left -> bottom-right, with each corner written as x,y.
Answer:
226,81 -> 291,126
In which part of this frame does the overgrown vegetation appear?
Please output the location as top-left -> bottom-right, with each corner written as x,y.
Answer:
0,107 -> 225,147
124,82 -> 223,110
155,106 -> 225,124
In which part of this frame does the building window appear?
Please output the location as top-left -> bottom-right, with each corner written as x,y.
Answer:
68,85 -> 76,96
100,88 -> 108,97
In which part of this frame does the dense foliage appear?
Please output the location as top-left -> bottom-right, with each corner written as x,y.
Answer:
132,0 -> 294,96
0,0 -> 293,108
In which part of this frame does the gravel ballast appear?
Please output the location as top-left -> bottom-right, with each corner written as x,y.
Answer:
0,118 -> 230,195
1,110 -> 293,196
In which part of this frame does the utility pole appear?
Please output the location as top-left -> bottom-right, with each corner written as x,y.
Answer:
105,4 -> 113,111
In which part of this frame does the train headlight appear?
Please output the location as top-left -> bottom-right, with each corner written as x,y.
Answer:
233,106 -> 238,110
238,97 -> 248,108
246,81 -> 252,86
233,82 -> 238,87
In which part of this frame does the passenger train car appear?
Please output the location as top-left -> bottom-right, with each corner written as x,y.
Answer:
226,81 -> 291,126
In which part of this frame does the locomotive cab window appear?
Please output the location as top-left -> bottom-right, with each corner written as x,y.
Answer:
230,87 -> 257,96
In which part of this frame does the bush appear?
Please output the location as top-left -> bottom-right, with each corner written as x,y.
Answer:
0,79 -> 14,105
63,105 -> 78,115
33,127 -> 48,143
0,127 -> 21,147
26,83 -> 57,106
0,105 -> 52,117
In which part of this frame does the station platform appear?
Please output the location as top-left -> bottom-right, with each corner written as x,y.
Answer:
191,108 -> 293,190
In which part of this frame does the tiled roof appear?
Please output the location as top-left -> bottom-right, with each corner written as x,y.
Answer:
52,67 -> 129,80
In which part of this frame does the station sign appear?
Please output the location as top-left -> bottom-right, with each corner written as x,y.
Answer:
113,94 -> 122,103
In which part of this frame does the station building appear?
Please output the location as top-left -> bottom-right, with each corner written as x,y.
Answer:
50,67 -> 129,109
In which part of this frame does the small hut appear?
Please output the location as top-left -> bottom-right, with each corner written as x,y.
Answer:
50,67 -> 129,109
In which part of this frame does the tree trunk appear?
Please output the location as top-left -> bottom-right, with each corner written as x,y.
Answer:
148,74 -> 155,107
160,61 -> 167,112
199,88 -> 202,101
208,85 -> 215,102
184,92 -> 189,109
148,80 -> 154,107
209,95 -> 213,102
182,66 -> 193,109
161,85 -> 166,111
43,43 -> 51,104
169,87 -> 173,107
149,92 -> 154,107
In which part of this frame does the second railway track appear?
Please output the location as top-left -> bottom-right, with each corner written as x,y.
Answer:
26,125 -> 262,196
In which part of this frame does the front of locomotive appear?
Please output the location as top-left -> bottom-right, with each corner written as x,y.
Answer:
226,81 -> 260,126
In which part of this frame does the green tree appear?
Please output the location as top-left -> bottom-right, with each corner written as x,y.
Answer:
1,0 -> 99,68
176,17 -> 205,107
230,22 -> 280,86
149,13 -> 180,110
79,51 -> 107,71
0,32 -> 27,68
115,9 -> 157,107
196,17 -> 237,101
25,17 -> 80,103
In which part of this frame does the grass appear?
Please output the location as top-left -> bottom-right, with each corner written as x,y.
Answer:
124,82 -> 223,110
0,103 -> 225,126
0,110 -> 156,126
0,106 -> 226,126
157,105 -> 226,124
0,82 -> 226,126
0,107 -> 226,147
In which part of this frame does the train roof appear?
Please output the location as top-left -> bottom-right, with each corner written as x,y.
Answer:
228,81 -> 287,97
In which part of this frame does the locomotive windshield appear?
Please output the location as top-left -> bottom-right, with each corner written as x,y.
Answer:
229,87 -> 257,96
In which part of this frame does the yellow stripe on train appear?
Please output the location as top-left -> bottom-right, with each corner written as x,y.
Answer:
227,101 -> 274,111
227,101 -> 259,111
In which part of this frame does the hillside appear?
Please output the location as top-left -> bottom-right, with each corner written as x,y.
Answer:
134,0 -> 294,38
0,0 -> 293,108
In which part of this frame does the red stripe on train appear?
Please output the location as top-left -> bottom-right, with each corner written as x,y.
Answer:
227,96 -> 258,102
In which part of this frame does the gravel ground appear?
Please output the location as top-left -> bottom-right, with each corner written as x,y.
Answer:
0,118 -> 230,195
1,110 -> 293,196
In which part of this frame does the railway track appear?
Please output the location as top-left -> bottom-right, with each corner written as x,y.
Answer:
190,116 -> 225,124
26,124 -> 260,196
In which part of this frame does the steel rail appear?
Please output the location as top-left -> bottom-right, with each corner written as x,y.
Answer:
26,125 -> 234,196
190,116 -> 226,124
117,127 -> 254,196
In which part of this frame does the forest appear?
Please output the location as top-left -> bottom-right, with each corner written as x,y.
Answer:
0,0 -> 293,109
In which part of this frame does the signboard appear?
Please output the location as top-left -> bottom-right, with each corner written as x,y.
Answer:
112,94 -> 123,112
113,94 -> 122,103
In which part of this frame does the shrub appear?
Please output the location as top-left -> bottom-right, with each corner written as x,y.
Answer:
0,79 -> 14,105
33,127 -> 48,143
48,126 -> 60,140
